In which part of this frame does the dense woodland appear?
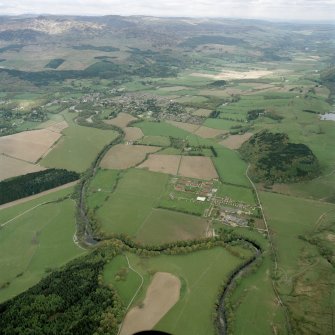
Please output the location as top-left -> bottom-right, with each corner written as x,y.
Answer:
0,169 -> 79,204
240,130 -> 320,183
0,252 -> 123,335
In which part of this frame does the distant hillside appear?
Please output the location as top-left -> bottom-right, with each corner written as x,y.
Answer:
320,66 -> 335,82
240,130 -> 320,183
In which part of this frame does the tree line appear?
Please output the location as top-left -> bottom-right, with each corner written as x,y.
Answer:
0,169 -> 79,205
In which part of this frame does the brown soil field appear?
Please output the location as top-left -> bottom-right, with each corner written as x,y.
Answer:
191,69 -> 273,80
178,156 -> 218,180
120,272 -> 180,335
166,120 -> 199,133
0,154 -> 45,181
194,126 -> 226,138
220,132 -> 253,149
0,129 -> 62,163
104,112 -> 137,129
100,144 -> 160,170
39,120 -> 69,133
45,120 -> 68,133
138,155 -> 218,180
137,154 -> 181,175
0,181 -> 77,209
192,108 -> 213,117
124,127 -> 144,141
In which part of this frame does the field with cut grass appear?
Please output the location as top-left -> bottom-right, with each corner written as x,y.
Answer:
94,169 -> 169,237
0,186 -> 84,303
0,129 -> 61,163
41,113 -> 118,172
138,154 -> 181,175
136,208 -> 208,244
136,121 -> 191,138
0,154 -> 45,181
212,146 -> 250,187
124,127 -> 144,141
100,144 -> 160,170
138,135 -> 170,147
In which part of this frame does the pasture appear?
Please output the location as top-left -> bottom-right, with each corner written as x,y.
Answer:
217,183 -> 255,205
104,247 -> 252,335
94,169 -> 169,237
136,121 -> 191,138
212,146 -> 250,187
41,113 -> 118,172
136,208 -> 208,244
138,135 -> 170,147
260,191 -> 335,334
0,186 -> 84,303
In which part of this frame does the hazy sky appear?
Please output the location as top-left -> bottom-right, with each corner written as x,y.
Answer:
0,0 -> 335,21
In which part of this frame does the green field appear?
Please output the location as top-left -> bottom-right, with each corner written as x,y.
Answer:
41,112 -> 118,172
90,169 -> 209,243
1,16 -> 334,335
0,187 -> 85,303
136,208 -> 208,244
136,121 -> 193,138
94,168 -> 168,237
217,183 -> 256,205
104,246 -> 253,335
230,256 -> 288,335
86,169 -> 121,209
138,135 -> 171,147
204,118 -> 244,130
213,146 -> 250,187
158,192 -> 209,216
261,191 -> 335,334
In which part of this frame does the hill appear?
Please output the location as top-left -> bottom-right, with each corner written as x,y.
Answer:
240,130 -> 320,183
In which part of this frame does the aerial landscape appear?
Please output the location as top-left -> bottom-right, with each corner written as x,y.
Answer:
0,1 -> 334,334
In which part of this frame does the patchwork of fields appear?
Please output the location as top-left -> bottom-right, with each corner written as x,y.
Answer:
0,17 -> 334,335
